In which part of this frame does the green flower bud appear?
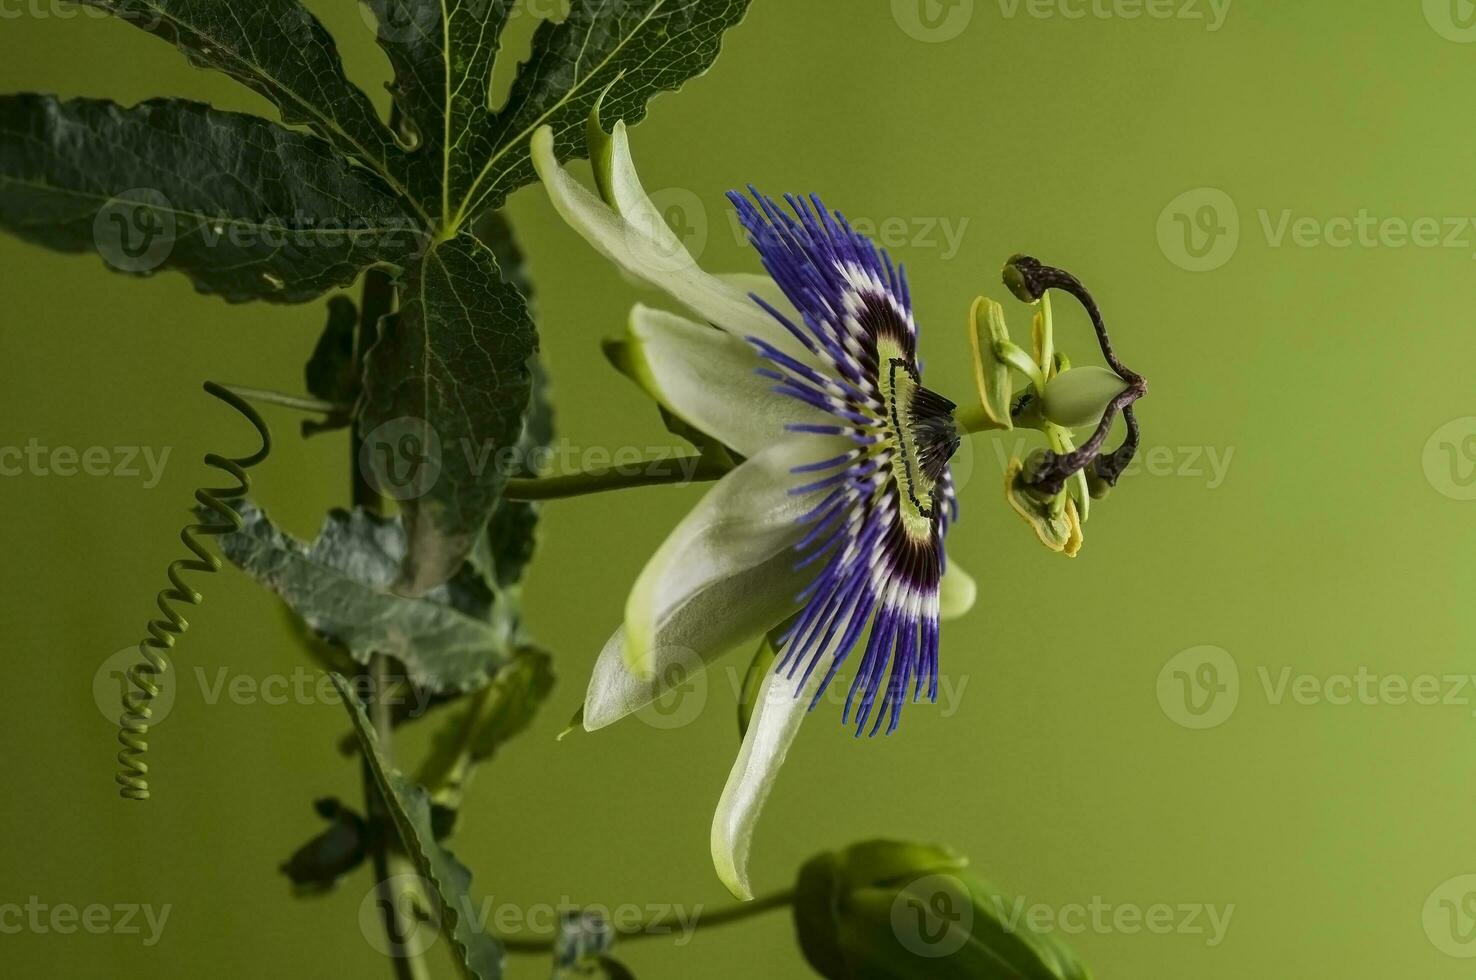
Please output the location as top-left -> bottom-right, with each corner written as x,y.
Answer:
793,840 -> 1092,980
1040,366 -> 1129,430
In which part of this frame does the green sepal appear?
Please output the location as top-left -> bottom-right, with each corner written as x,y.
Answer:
737,634 -> 780,739
586,79 -> 622,207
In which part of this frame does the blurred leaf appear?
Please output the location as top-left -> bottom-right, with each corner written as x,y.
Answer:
302,294 -> 359,437
332,674 -> 505,980
794,840 -> 1092,980
0,95 -> 420,303
364,0 -> 755,230
361,232 -> 536,596
419,649 -> 556,823
214,501 -> 507,693
279,797 -> 370,896
75,0 -> 417,219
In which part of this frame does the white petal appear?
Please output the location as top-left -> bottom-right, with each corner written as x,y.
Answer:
940,553 -> 977,621
532,126 -> 806,357
533,127 -> 773,335
711,657 -> 823,901
717,273 -> 797,320
715,273 -> 825,369
583,555 -> 801,731
628,305 -> 831,458
624,436 -> 847,678
598,120 -> 689,260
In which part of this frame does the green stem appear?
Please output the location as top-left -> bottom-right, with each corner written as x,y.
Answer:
367,655 -> 434,980
503,455 -> 728,501
501,888 -> 797,954
355,268 -> 431,980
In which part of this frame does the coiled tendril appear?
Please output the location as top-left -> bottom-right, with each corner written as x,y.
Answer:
115,382 -> 271,800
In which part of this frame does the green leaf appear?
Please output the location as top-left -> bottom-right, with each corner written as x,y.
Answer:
362,0 -> 515,225
0,95 -> 420,303
364,0 -> 753,232
460,0 -> 753,224
360,231 -> 536,595
469,208 -> 554,611
418,648 -> 555,820
215,501 -> 508,693
77,0 -> 421,221
331,674 -> 505,980
279,797 -> 370,896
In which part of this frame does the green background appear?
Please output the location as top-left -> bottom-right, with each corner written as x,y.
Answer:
3,0 -> 1476,976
